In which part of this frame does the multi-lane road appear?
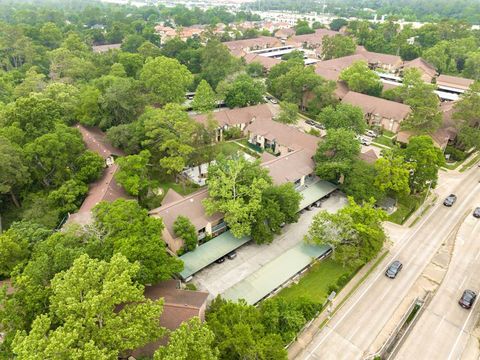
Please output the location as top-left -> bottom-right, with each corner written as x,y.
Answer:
297,165 -> 480,360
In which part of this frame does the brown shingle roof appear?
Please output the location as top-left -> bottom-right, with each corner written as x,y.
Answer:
436,74 -> 474,91
359,149 -> 379,164
74,124 -> 124,159
261,149 -> 315,185
355,46 -> 402,68
224,36 -> 281,52
287,28 -> 340,48
161,188 -> 184,206
314,54 -> 367,81
341,91 -> 411,121
403,58 -> 437,80
149,188 -> 223,237
192,103 -> 276,128
245,117 -> 320,156
243,53 -> 282,70
92,44 -> 121,53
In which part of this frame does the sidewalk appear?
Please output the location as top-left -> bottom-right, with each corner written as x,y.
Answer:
287,250 -> 389,359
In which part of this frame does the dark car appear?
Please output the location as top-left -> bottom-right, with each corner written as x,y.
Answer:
459,289 -> 477,309
385,260 -> 403,279
215,257 -> 226,264
226,251 -> 237,260
306,119 -> 315,126
443,194 -> 457,207
473,207 -> 480,218
314,122 -> 325,130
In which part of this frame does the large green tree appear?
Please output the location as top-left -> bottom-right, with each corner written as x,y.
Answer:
115,150 -> 151,197
322,35 -> 356,60
224,74 -> 264,108
12,254 -> 165,359
318,103 -> 366,134
140,56 -> 193,106
0,136 -> 29,207
92,199 -> 184,284
203,157 -> 272,238
192,79 -> 217,113
200,40 -> 242,88
339,61 -> 383,96
173,215 -> 198,252
154,317 -> 218,360
374,151 -> 411,196
305,198 -> 386,267
314,129 -> 361,181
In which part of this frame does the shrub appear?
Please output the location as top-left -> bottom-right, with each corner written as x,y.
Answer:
445,145 -> 467,162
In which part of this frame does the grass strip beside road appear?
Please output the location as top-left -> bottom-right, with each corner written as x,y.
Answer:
459,153 -> 480,173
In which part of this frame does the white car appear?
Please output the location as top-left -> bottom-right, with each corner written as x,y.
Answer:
359,136 -> 372,146
365,130 -> 377,138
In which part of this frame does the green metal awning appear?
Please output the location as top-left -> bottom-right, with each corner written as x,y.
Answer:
222,242 -> 332,305
299,180 -> 337,209
179,231 -> 250,280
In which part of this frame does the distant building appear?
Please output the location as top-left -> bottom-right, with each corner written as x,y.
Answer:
92,43 -> 121,53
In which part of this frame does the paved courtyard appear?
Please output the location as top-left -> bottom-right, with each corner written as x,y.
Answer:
192,192 -> 348,300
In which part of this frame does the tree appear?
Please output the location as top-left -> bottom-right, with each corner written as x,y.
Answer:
246,62 -> 265,78
39,22 -> 63,49
453,81 -> 480,128
306,79 -> 338,116
13,67 -> 47,99
73,150 -> 105,184
314,129 -> 361,181
138,41 -> 162,58
106,122 -> 144,155
457,125 -> 480,150
224,75 -> 264,108
339,61 -> 383,96
0,136 -> 29,207
0,230 -> 30,278
92,199 -> 184,284
47,180 -> 89,216
317,103 -> 366,134
322,35 -> 356,60
276,102 -> 298,124
115,150 -> 151,197
142,104 -> 200,175
374,151 -> 411,196
76,85 -> 102,126
12,254 -> 166,359
200,40 -> 242,88
192,79 -> 217,113
330,19 -> 348,31
295,20 -> 314,35
393,69 -> 442,132
342,160 -> 384,203
25,125 -> 85,188
121,34 -> 146,53
463,52 -> 480,80
251,184 -> 301,244
140,56 -> 193,106
154,318 -> 218,360
173,215 -> 198,252
203,157 -> 272,238
402,135 -> 445,193
305,198 -> 386,267
206,297 -> 287,360
2,93 -> 60,143
99,77 -> 146,128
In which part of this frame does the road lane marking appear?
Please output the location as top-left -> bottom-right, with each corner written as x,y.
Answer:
303,180 -> 480,360
446,299 -> 479,360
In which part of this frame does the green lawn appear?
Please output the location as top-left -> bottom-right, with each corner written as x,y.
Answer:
277,259 -> 353,304
381,130 -> 396,138
373,135 -> 394,148
460,153 -> 480,172
211,141 -> 246,157
388,194 -> 421,225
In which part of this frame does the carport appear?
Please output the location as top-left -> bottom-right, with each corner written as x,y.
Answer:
299,180 -> 337,210
222,242 -> 332,305
179,231 -> 250,280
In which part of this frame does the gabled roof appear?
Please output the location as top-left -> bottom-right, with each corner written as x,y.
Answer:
341,91 -> 411,121
245,117 -> 321,156
314,54 -> 367,81
74,124 -> 124,159
192,103 -> 276,128
261,149 -> 315,185
92,44 -> 121,53
149,188 -> 223,236
287,28 -> 340,47
359,149 -> 379,164
436,74 -> 474,91
161,188 -> 184,206
243,53 -> 282,70
224,36 -> 281,52
355,46 -> 402,68
403,58 -> 437,78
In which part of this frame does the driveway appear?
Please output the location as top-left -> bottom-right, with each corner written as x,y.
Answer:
192,192 -> 348,299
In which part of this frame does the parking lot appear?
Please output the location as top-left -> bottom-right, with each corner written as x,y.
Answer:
192,192 -> 348,299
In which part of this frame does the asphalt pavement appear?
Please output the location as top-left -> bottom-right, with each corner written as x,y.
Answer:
296,166 -> 480,360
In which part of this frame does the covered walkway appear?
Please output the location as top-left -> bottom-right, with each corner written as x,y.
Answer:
222,242 -> 332,305
299,180 -> 337,209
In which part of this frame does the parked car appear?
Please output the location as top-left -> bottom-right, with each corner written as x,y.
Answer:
305,119 -> 315,126
443,194 -> 457,207
385,260 -> 403,279
359,136 -> 372,146
269,98 -> 278,104
314,122 -> 325,130
226,251 -> 237,260
314,200 -> 322,208
365,130 -> 378,138
473,207 -> 480,218
215,257 -> 226,264
459,289 -> 477,309
306,204 -> 313,210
